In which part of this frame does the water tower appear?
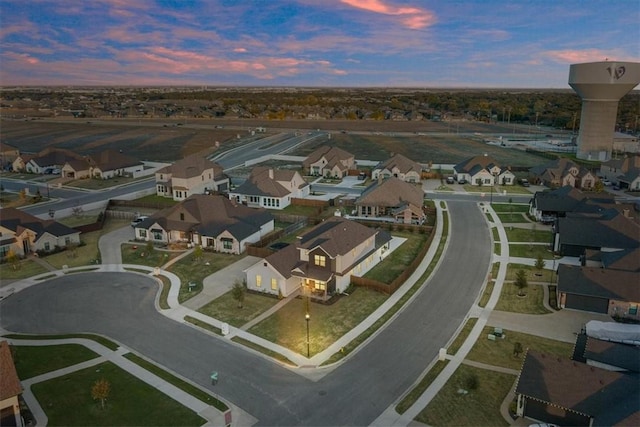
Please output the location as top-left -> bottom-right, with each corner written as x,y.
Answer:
568,61 -> 640,161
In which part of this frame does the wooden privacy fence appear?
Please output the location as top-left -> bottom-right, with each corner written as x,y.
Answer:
351,213 -> 438,295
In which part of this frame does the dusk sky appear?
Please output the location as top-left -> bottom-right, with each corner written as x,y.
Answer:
1,0 -> 638,88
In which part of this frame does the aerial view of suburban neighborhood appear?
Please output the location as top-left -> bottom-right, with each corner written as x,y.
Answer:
0,2 -> 639,427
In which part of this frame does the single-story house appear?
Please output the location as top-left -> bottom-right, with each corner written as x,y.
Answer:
0,207 -> 81,258
557,264 -> 639,320
134,194 -> 274,254
528,186 -> 617,223
529,158 -> 597,190
453,154 -> 512,186
515,349 -> 640,426
86,149 -> 144,179
0,341 -> 23,427
354,177 -> 426,224
229,167 -> 310,210
244,216 -> 392,299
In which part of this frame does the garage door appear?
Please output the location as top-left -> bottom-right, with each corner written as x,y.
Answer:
565,293 -> 609,313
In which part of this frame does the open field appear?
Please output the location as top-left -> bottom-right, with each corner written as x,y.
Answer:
2,117 -> 554,166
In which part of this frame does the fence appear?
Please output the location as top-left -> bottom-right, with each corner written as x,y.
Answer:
73,211 -> 107,233
351,212 -> 437,295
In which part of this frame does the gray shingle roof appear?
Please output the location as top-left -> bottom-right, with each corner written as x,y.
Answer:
356,177 -> 424,208
557,209 -> 640,250
557,264 -> 640,302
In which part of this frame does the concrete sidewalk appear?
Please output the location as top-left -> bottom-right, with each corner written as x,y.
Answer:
4,337 -> 255,427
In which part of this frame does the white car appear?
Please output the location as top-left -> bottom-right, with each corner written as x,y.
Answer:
601,179 -> 612,186
130,216 -> 149,227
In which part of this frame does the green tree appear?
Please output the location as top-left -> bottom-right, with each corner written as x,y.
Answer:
231,279 -> 246,308
534,255 -> 546,271
193,245 -> 203,261
515,269 -> 528,296
91,378 -> 110,410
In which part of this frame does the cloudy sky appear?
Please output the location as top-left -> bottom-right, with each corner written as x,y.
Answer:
1,0 -> 638,88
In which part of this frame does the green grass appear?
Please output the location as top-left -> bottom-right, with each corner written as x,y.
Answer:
504,228 -> 552,243
478,281 -> 494,308
396,360 -> 448,414
31,361 -> 206,426
11,344 -> 99,380
364,231 -> 428,283
494,282 -> 551,314
0,259 -> 49,280
496,213 -> 528,223
123,353 -> 228,411
44,218 -> 130,269
120,244 -> 182,267
249,287 -> 388,356
466,327 -> 574,370
184,316 -> 222,335
4,334 -> 119,351
416,365 -> 514,426
492,227 -> 499,241
508,244 -> 554,259
167,252 -> 243,303
157,275 -> 171,310
490,203 -> 529,213
448,318 -> 479,355
56,211 -> 102,228
505,263 -> 555,283
133,194 -> 179,208
494,242 -> 500,254
197,291 -> 279,328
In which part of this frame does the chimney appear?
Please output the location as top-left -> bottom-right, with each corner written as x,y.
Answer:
268,169 -> 274,179
623,208 -> 630,218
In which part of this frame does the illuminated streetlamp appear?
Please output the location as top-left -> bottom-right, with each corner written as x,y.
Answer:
305,313 -> 310,358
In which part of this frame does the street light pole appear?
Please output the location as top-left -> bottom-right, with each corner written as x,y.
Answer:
305,313 -> 310,358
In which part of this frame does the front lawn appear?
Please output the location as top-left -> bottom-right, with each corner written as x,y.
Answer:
31,362 -> 205,426
0,259 -> 49,280
494,282 -> 551,314
121,244 -> 182,267
12,344 -> 99,380
504,228 -> 552,243
496,213 -> 529,223
167,252 -> 243,303
508,244 -> 554,259
416,365 -> 514,426
505,263 -> 555,283
249,287 -> 387,356
466,327 -> 574,370
198,291 -> 280,328
490,203 -> 529,213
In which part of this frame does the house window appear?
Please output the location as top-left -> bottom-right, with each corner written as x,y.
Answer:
0,246 -> 8,258
206,237 -> 214,247
314,281 -> 326,291
65,237 -> 70,245
629,305 -> 638,316
222,238 -> 233,250
256,275 -> 262,287
152,230 -> 163,240
140,229 -> 147,238
44,242 -> 50,251
314,255 -> 326,267
180,213 -> 184,221
271,278 -> 278,290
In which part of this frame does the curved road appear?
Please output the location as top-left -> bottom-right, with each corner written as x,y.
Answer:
0,201 -> 490,426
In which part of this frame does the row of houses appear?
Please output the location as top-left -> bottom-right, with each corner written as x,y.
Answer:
9,147 -> 144,179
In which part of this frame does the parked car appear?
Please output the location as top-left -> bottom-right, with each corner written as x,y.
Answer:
131,216 -> 149,227
457,177 -> 467,185
601,178 -> 612,186
446,176 -> 455,184
519,178 -> 530,187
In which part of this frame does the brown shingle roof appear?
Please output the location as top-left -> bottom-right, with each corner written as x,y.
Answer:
356,177 -> 424,208
0,341 -> 22,400
377,153 -> 423,175
88,149 -> 140,171
303,146 -> 353,169
158,154 -> 223,179
298,216 -> 376,257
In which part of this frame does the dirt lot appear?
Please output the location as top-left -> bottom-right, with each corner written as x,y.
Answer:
1,117 -> 553,166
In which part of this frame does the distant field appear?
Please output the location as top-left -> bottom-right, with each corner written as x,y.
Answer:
1,117 -> 553,166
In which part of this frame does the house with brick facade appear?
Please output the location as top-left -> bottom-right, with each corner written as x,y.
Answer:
303,146 -> 355,178
353,177 -> 426,224
371,153 -> 423,183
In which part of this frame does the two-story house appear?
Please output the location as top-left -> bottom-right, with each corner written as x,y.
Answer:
600,154 -> 640,191
244,217 -> 391,299
228,167 -> 310,210
371,153 -> 423,183
133,194 -> 274,254
353,177 -> 426,224
302,146 -> 355,178
155,154 -> 229,201
0,207 -> 81,258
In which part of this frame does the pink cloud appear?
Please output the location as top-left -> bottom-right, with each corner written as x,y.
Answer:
340,0 -> 436,29
545,49 -> 616,64
234,48 -> 248,53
